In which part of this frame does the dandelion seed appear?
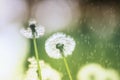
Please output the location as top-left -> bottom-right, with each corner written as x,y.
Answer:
24,57 -> 62,80
45,32 -> 76,59
20,19 -> 45,38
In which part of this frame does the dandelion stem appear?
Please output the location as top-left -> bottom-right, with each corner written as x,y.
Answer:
33,37 -> 42,80
61,52 -> 73,80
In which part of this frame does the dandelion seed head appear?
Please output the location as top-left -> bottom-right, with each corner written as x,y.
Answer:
45,32 -> 76,59
24,57 -> 62,80
77,64 -> 105,80
77,63 -> 120,80
20,19 -> 45,39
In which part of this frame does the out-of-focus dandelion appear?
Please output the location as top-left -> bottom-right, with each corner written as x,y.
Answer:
45,32 -> 76,80
24,57 -> 62,80
20,19 -> 45,39
103,69 -> 120,80
77,63 -> 120,80
20,19 -> 45,80
77,64 -> 105,80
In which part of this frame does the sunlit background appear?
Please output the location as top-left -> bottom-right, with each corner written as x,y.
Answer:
0,0 -> 120,80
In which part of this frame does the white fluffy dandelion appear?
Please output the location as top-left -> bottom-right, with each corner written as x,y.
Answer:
45,33 -> 75,80
45,32 -> 76,59
24,57 -> 62,80
77,63 -> 120,80
77,63 -> 105,80
20,19 -> 45,38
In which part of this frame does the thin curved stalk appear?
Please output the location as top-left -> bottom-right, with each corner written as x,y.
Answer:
61,52 -> 73,80
33,37 -> 42,80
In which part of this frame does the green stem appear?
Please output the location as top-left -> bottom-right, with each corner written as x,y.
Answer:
33,37 -> 42,80
61,52 -> 73,80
